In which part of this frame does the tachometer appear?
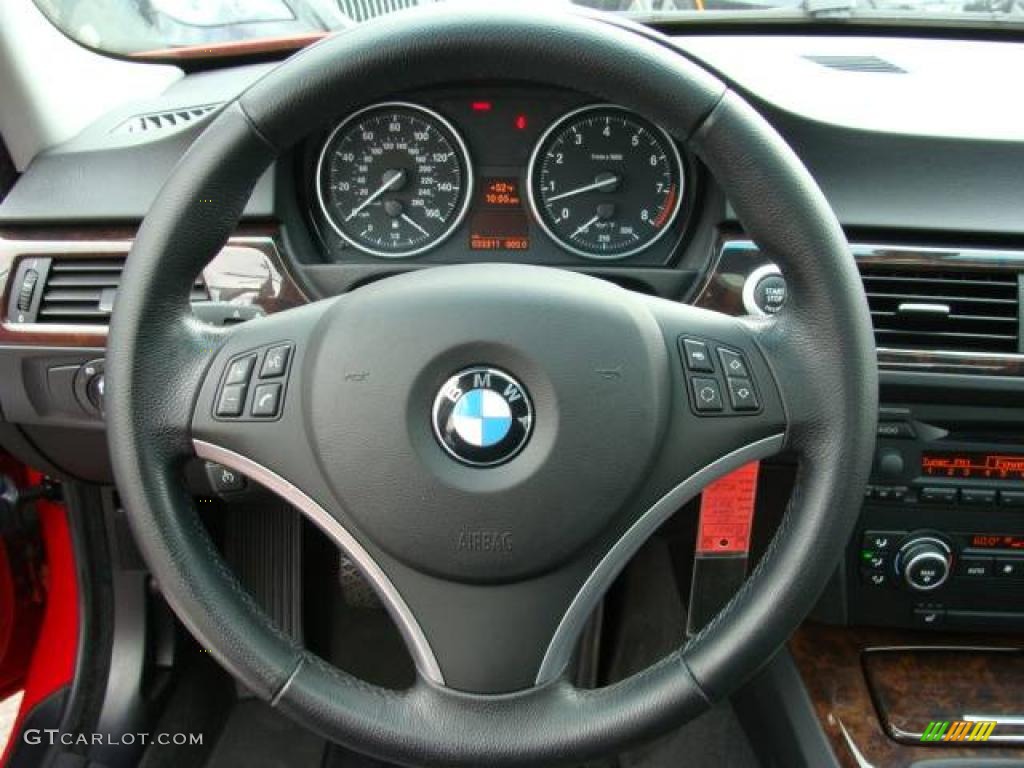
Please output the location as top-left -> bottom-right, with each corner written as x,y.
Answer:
317,102 -> 472,258
528,105 -> 683,260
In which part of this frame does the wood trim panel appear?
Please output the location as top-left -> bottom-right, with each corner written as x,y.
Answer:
131,32 -> 327,61
0,228 -> 307,348
864,647 -> 1024,744
695,237 -> 1024,377
790,623 -> 1024,768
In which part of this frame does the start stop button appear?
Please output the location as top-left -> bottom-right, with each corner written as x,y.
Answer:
742,264 -> 787,316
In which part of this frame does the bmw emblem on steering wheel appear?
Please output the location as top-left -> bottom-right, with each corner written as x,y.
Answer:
432,367 -> 534,467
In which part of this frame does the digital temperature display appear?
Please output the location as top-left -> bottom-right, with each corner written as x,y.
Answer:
481,179 -> 522,208
922,452 -> 1024,481
970,534 -> 1024,550
469,177 -> 530,251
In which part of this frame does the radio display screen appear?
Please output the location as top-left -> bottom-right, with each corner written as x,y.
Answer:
922,451 -> 1024,481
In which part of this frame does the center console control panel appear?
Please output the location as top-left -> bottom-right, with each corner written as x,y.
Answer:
847,409 -> 1024,632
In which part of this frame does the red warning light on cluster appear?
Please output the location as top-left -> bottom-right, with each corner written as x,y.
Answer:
514,114 -> 528,131
471,101 -> 492,112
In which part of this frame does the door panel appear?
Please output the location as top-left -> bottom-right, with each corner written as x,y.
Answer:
0,456 -> 44,703
0,454 -> 78,766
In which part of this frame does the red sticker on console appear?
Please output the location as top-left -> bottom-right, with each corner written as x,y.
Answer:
696,461 -> 760,554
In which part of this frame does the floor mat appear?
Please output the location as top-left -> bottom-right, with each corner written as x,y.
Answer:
138,653 -> 234,768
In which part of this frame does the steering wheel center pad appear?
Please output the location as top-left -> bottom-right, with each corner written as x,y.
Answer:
306,264 -> 666,582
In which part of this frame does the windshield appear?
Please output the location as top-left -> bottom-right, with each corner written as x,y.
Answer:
34,0 -> 1024,59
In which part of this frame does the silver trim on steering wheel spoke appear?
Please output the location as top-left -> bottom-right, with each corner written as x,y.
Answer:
192,439 -> 445,685
535,432 -> 786,685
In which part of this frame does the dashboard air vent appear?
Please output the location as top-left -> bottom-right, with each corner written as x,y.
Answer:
113,104 -> 221,135
860,265 -> 1020,353
804,55 -> 906,74
336,0 -> 424,22
37,257 -> 209,325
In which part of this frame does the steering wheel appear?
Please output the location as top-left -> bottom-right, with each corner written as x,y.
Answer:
106,6 -> 876,766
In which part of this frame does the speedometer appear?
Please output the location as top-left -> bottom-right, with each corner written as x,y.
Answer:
528,105 -> 684,260
317,102 -> 472,258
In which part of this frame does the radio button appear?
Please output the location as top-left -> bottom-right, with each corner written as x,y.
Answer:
999,490 -> 1024,507
920,487 -> 958,504
961,488 -> 997,505
958,555 -> 993,579
877,421 -> 915,439
873,486 -> 909,502
995,558 -> 1024,578
876,449 -> 905,480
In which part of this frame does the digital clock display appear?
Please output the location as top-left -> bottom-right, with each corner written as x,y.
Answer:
482,179 -> 522,207
922,452 -> 1024,481
469,177 -> 530,251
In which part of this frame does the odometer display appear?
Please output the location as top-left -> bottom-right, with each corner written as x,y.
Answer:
317,102 -> 472,258
528,105 -> 683,260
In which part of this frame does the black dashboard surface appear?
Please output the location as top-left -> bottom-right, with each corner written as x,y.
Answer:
3,29 -> 1024,633
2,35 -> 1024,242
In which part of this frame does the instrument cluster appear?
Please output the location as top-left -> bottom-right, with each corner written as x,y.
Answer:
308,86 -> 695,266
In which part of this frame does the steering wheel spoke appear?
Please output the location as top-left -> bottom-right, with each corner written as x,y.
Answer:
527,297 -> 789,687
645,297 -> 789,478
190,301 -> 330,490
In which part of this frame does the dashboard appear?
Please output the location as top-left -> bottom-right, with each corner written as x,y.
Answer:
3,30 -> 1024,766
301,87 -> 695,267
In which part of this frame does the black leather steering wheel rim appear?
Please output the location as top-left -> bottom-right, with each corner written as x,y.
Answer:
106,6 -> 877,766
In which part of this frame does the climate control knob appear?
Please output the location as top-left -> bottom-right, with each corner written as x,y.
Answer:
897,536 -> 952,591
